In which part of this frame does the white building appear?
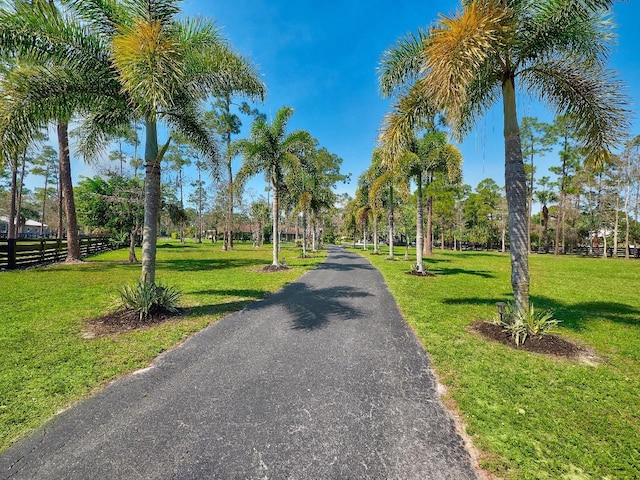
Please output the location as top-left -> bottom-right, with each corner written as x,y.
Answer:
0,216 -> 49,238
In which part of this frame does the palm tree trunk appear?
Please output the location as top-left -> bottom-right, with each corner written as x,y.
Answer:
311,218 -> 317,252
271,181 -> 279,266
141,117 -> 161,284
388,185 -> 394,259
502,76 -> 530,313
425,193 -> 433,256
224,157 -> 234,250
57,173 -> 63,238
611,188 -> 620,258
58,122 -> 81,262
363,223 -> 367,250
16,153 -> 27,237
302,211 -> 307,258
415,172 -> 424,272
223,95 -> 234,251
373,215 -> 379,254
528,149 -> 534,253
8,156 -> 17,239
197,166 -> 203,243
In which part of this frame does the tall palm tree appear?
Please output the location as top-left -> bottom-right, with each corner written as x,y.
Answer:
379,0 -> 628,311
394,130 -> 462,273
369,148 -> 405,260
1,0 -> 262,283
236,107 -> 314,267
0,0 -> 118,261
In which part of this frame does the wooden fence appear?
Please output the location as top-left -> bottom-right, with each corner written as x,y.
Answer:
0,237 -> 115,270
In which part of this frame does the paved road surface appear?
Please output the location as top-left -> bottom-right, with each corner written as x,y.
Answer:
1,246 -> 478,479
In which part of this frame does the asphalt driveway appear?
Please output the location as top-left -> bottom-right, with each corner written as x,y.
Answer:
1,246 -> 478,479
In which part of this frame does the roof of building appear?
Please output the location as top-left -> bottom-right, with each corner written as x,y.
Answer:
0,216 -> 48,227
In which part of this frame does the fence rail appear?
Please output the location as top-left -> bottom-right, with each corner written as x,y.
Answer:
0,237 -> 115,270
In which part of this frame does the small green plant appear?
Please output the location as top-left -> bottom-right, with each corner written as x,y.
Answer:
117,279 -> 181,320
496,302 -> 560,346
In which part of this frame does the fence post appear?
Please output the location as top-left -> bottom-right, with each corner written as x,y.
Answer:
8,239 -> 16,270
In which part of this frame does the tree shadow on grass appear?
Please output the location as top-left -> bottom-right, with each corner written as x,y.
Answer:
157,243 -> 196,249
531,295 -> 640,331
430,267 -> 496,278
279,282 -> 373,331
443,295 -> 640,331
423,257 -> 453,264
159,257 -> 265,272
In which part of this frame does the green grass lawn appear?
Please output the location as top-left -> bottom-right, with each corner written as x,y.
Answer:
0,240 -> 325,451
356,246 -> 640,479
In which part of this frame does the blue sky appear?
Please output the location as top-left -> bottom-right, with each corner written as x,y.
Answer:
70,0 -> 640,203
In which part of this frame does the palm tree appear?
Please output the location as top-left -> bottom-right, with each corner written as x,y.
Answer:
236,107 -> 314,267
359,158 -> 386,254
369,149 -> 404,260
379,0 -> 628,311
0,1 -> 117,261
1,0 -> 259,283
395,131 -> 462,273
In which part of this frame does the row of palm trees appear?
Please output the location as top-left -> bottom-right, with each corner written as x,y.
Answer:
0,0 -> 264,284
235,106 -> 346,267
376,0 -> 629,312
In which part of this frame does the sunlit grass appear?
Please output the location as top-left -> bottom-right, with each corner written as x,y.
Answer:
0,239 -> 326,451
356,246 -> 640,480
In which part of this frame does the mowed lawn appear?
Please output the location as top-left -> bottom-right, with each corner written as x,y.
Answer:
0,240 -> 325,451
359,247 -> 640,480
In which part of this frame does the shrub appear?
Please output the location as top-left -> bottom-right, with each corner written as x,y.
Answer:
496,302 -> 560,346
117,279 -> 181,320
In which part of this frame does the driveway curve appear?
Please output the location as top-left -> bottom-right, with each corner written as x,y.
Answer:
1,246 -> 478,479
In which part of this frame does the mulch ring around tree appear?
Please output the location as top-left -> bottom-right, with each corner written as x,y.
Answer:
405,269 -> 436,277
82,308 -> 189,338
260,264 -> 291,273
470,320 -> 600,364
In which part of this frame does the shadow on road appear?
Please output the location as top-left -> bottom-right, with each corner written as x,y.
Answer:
281,282 -> 373,331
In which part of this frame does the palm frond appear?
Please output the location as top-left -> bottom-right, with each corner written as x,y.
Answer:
122,0 -> 180,25
185,39 -> 265,102
520,57 -> 629,165
518,1 -> 615,66
424,0 -> 514,122
0,1 -> 111,70
379,81 -> 438,161
73,98 -> 135,162
448,62 -> 502,140
378,28 -> 429,98
63,0 -> 130,36
165,103 -> 221,178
